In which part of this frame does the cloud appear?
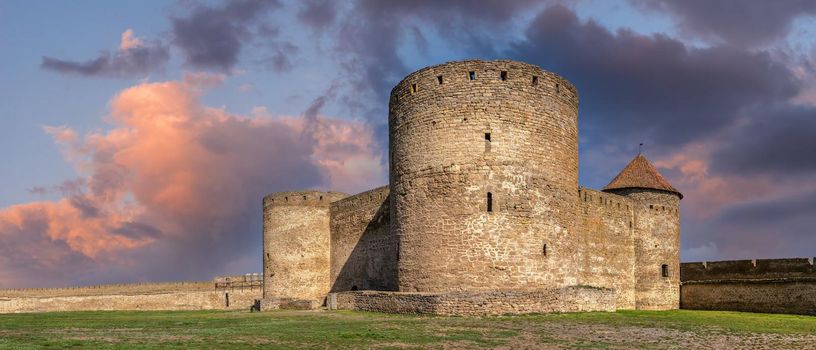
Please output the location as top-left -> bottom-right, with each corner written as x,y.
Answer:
0,74 -> 384,288
297,0 -> 338,32
171,0 -> 281,71
508,5 -> 800,151
710,105 -> 816,176
633,0 -> 816,47
41,29 -> 169,77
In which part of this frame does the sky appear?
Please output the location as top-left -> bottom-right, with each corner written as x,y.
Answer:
1,0 -> 815,288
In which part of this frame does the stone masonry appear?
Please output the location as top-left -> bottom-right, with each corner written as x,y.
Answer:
680,258 -> 816,315
261,60 -> 684,315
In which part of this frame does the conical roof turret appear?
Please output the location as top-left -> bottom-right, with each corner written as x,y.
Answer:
603,154 -> 682,199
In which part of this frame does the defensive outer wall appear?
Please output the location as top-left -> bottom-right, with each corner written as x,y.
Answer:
0,276 -> 261,313
680,258 -> 816,316
261,60 -> 685,315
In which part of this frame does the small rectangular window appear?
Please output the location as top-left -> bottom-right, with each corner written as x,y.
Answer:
500,71 -> 508,81
437,75 -> 443,84
485,133 -> 491,142
411,83 -> 417,93
661,264 -> 669,277
555,83 -> 560,93
543,243 -> 547,256
487,192 -> 493,212
469,71 -> 476,80
532,76 -> 538,86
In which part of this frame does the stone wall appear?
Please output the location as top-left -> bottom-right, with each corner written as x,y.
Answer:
0,281 -> 261,313
329,186 -> 396,292
576,188 -> 636,309
262,191 -> 347,304
0,290 -> 259,313
390,59 -> 581,293
0,281 -> 212,298
680,258 -> 816,315
329,287 -> 615,316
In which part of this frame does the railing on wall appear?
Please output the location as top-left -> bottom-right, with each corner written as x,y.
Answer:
214,273 -> 263,291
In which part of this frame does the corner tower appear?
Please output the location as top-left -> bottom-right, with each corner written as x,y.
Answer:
603,154 -> 682,310
389,60 -> 580,292
262,190 -> 348,306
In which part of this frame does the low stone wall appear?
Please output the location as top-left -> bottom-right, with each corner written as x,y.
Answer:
681,279 -> 816,316
258,297 -> 321,311
0,289 -> 260,313
328,286 -> 616,316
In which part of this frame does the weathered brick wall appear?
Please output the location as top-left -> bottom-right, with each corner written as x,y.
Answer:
329,186 -> 396,292
607,189 -> 680,310
576,188 -> 636,309
330,287 -> 615,316
0,290 -> 260,313
390,60 -> 580,293
680,258 -> 816,315
262,191 -> 348,303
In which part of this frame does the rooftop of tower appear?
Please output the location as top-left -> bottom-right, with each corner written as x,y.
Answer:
603,154 -> 683,199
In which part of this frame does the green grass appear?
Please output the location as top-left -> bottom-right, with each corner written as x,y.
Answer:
0,309 -> 813,349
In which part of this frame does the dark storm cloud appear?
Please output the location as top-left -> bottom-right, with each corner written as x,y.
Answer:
171,0 -> 281,71
336,0 -> 542,99
507,5 -> 800,150
40,42 -> 169,77
711,105 -> 816,176
297,0 -> 337,32
703,190 -> 816,260
634,0 -> 816,47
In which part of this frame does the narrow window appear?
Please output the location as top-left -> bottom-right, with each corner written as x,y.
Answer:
285,196 -> 288,202
484,132 -> 491,142
469,71 -> 476,80
303,195 -> 307,200
319,195 -> 323,201
437,75 -> 443,84
556,83 -> 560,93
543,243 -> 547,256
532,76 -> 538,86
661,264 -> 669,277
487,192 -> 493,212
500,71 -> 508,81
411,83 -> 417,93
225,292 -> 230,307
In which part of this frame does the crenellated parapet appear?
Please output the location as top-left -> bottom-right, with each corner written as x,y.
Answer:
263,190 -> 347,209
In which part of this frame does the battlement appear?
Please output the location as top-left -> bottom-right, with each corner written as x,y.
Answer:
263,190 -> 348,208
578,187 -> 634,213
681,258 -> 816,282
389,59 -> 578,127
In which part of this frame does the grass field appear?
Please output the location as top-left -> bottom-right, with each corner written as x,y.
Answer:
0,309 -> 814,349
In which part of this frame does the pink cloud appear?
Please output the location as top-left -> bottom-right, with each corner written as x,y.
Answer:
0,76 -> 385,288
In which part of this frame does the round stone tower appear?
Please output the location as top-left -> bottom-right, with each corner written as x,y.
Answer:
603,154 -> 682,309
262,190 -> 348,304
389,60 -> 580,292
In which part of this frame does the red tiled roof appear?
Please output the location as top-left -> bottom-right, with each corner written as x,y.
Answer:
603,154 -> 682,199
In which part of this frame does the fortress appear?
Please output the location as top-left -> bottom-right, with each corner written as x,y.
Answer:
2,60 -> 813,316
260,60 -> 683,315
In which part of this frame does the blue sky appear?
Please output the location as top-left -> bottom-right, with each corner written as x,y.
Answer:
1,0 -> 816,288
